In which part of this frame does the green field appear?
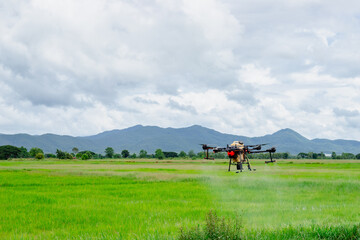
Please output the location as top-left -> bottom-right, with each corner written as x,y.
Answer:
0,159 -> 359,239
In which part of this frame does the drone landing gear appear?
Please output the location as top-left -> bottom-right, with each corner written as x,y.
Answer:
229,157 -> 255,173
245,155 -> 256,171
265,152 -> 276,164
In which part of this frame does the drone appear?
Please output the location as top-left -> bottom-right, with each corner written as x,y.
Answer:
202,141 -> 276,173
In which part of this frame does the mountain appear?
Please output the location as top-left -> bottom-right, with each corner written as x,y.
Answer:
0,125 -> 359,154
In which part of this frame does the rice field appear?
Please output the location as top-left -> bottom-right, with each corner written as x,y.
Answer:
0,159 -> 359,239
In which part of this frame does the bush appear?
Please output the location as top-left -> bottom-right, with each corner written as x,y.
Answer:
78,151 -> 95,159
45,153 -> 56,158
178,210 -> 242,240
81,153 -> 89,160
35,153 -> 44,160
29,147 -> 44,158
92,154 -> 104,159
56,149 -> 73,159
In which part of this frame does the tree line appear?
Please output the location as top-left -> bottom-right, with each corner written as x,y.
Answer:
1,144 -> 360,160
246,151 -> 360,159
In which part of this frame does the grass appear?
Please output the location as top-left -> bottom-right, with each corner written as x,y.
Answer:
179,210 -> 360,240
0,159 -> 359,239
179,210 -> 242,240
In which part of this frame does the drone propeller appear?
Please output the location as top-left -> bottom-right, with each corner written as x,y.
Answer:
247,143 -> 268,147
266,147 -> 276,153
199,144 -> 215,150
248,143 -> 268,150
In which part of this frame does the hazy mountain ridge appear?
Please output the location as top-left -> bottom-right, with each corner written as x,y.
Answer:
0,125 -> 359,154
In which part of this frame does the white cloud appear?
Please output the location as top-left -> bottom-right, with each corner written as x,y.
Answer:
238,64 -> 278,85
0,0 -> 360,141
182,0 -> 243,49
296,28 -> 336,47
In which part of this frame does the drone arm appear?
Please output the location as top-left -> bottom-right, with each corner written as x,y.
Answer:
247,147 -> 277,163
213,147 -> 227,153
247,147 -> 276,154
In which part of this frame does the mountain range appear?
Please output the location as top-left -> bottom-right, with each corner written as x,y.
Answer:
0,125 -> 359,154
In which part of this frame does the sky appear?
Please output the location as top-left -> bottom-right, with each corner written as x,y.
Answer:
1,0 -> 360,140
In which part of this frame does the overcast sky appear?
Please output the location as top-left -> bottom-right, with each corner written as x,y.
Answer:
1,0 -> 360,140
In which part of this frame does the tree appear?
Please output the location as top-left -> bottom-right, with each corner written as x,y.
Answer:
121,150 -> 130,158
356,153 -> 360,159
19,147 -> 29,158
213,152 -> 226,159
297,153 -> 307,159
307,152 -> 317,159
340,153 -> 355,159
155,149 -> 165,160
318,152 -> 325,159
79,151 -> 95,158
179,151 -> 187,158
81,153 -> 90,160
130,153 -> 137,158
105,147 -> 114,158
29,147 -> 44,158
56,149 -> 66,159
72,147 -> 79,156
56,149 -> 72,159
197,151 -> 205,158
139,149 -> 147,158
92,154 -> 104,159
85,151 -> 93,159
188,150 -> 196,158
163,152 -> 178,158
331,152 -> 337,159
0,145 -> 21,160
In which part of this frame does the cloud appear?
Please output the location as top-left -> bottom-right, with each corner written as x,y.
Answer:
238,64 -> 278,86
0,0 -> 360,141
333,108 -> 359,118
226,88 -> 258,105
168,98 -> 197,114
133,97 -> 159,105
